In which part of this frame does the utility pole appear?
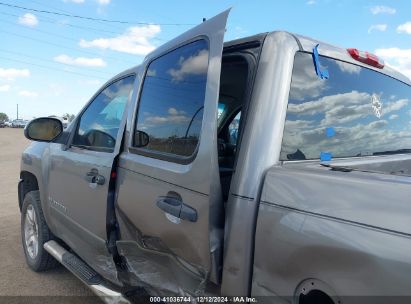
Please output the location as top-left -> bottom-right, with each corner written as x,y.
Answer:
17,104 -> 19,120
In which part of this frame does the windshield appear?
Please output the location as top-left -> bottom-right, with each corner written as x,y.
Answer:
281,51 -> 411,161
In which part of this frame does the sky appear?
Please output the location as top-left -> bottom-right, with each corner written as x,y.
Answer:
0,0 -> 410,120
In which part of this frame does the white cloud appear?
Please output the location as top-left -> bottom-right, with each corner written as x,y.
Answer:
288,91 -> 370,116
168,107 -> 186,115
19,90 -> 38,97
368,24 -> 387,34
232,26 -> 249,39
96,0 -> 110,4
0,68 -> 30,80
306,0 -> 316,4
0,84 -> 10,92
103,82 -> 134,99
288,89 -> 409,127
370,5 -> 396,15
285,119 -> 314,129
383,98 -> 409,115
63,0 -> 85,3
53,54 -> 107,67
140,108 -> 191,129
375,47 -> 411,80
282,90 -> 411,160
290,54 -> 327,100
397,22 -> 411,34
335,61 -> 361,74
146,69 -> 156,77
168,49 -> 209,81
145,108 -> 190,125
18,13 -> 39,27
375,48 -> 411,59
145,115 -> 189,125
79,25 -> 160,55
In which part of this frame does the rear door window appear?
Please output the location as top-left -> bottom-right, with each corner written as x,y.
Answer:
281,52 -> 411,161
133,39 -> 209,159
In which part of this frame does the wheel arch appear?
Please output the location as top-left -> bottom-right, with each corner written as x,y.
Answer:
295,278 -> 341,304
19,171 -> 40,211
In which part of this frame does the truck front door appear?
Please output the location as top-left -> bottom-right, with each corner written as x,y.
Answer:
47,75 -> 135,283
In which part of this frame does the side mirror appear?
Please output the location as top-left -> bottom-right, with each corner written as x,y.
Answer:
24,118 -> 63,142
134,130 -> 150,147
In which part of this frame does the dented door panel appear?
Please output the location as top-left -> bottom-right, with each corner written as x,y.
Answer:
116,166 -> 211,269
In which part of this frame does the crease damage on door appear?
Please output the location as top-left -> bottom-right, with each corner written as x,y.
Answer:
115,208 -> 209,297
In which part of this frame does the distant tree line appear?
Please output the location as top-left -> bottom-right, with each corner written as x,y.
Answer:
0,112 -> 76,122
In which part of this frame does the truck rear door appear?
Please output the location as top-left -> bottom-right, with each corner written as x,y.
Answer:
114,10 -> 229,296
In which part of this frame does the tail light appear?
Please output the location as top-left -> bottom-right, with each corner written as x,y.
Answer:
347,48 -> 384,69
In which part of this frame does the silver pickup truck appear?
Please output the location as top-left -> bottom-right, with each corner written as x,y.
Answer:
18,10 -> 411,304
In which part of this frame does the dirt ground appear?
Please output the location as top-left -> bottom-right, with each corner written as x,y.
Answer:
0,128 -> 101,303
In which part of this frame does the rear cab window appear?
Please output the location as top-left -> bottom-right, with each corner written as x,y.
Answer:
281,52 -> 411,161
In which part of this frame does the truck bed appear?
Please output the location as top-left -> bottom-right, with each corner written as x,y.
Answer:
252,155 -> 411,299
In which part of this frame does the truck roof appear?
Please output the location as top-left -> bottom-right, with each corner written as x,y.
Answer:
292,32 -> 411,86
224,31 -> 410,86
112,31 -> 411,87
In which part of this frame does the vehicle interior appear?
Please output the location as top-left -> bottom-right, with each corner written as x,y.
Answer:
218,52 -> 255,201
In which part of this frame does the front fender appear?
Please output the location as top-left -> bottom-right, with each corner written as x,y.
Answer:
20,141 -> 54,229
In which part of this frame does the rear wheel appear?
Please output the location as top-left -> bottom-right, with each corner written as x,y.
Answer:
21,190 -> 58,271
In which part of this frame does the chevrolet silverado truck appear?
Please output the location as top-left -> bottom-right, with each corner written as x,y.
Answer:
18,10 -> 411,304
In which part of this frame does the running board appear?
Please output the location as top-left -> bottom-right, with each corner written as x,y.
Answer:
44,240 -> 130,304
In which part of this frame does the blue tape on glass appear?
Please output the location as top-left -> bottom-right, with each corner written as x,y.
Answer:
313,44 -> 329,79
320,152 -> 332,161
326,127 -> 335,137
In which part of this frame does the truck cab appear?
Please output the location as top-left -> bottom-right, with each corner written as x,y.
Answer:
19,10 -> 411,304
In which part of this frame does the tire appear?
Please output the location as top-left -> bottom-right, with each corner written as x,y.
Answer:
21,190 -> 59,272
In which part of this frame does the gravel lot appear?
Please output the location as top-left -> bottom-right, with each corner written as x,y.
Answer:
0,128 -> 101,303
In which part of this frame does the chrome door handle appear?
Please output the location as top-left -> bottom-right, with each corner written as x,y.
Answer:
156,196 -> 197,222
85,169 -> 105,185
